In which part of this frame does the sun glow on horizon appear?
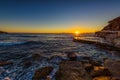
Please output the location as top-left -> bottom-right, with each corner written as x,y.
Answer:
74,30 -> 80,36
75,31 -> 80,34
0,24 -> 100,33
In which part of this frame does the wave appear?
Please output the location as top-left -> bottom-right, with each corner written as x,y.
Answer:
0,41 -> 26,46
23,41 -> 46,45
16,35 -> 39,38
0,41 -> 46,46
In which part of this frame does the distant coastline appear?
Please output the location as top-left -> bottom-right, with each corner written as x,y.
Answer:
0,31 -> 8,34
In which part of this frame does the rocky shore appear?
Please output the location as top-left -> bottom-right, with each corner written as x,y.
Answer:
0,33 -> 119,80
1,52 -> 119,80
73,37 -> 120,57
95,16 -> 120,48
31,53 -> 120,80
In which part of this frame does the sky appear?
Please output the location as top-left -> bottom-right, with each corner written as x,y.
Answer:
0,0 -> 120,33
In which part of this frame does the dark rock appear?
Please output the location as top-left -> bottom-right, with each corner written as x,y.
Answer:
84,63 -> 93,73
90,66 -> 112,78
80,60 -> 90,64
93,76 -> 119,80
89,60 -> 102,66
46,76 -> 51,80
81,59 -> 102,66
82,56 -> 92,60
104,59 -> 120,79
31,53 -> 43,61
21,53 -> 45,64
0,61 -> 13,66
66,52 -> 77,61
80,56 -> 93,64
22,61 -> 32,68
49,55 -> 64,64
23,41 -> 46,45
56,61 -> 92,80
4,77 -> 11,80
32,66 -> 53,80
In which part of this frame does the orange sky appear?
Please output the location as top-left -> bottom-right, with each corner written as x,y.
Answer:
0,24 -> 103,33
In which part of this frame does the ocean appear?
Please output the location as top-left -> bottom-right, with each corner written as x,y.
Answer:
0,33 -> 119,80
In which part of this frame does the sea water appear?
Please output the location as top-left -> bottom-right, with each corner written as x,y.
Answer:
0,33 -> 119,80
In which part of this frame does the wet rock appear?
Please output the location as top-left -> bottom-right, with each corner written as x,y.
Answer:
4,77 -> 11,80
0,67 -> 5,74
66,52 -> 77,61
31,53 -> 43,61
23,41 -> 46,45
56,61 -> 92,80
22,61 -> 32,68
89,60 -> 102,66
21,53 -> 45,65
84,63 -> 93,73
32,66 -> 53,80
91,66 -> 112,78
82,56 -> 92,60
104,59 -> 120,79
80,60 -> 90,64
80,56 -> 92,64
46,76 -> 51,80
0,61 -> 13,66
93,76 -> 118,80
49,55 -> 65,64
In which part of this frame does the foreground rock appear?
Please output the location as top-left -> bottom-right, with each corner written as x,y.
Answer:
21,53 -> 45,68
32,66 -> 53,80
22,61 -> 32,68
0,61 -> 13,66
93,76 -> 118,80
104,59 -> 120,79
56,61 -> 92,80
55,56 -> 120,80
49,55 -> 65,64
80,57 -> 112,79
31,53 -> 45,61
30,55 -> 120,80
66,52 -> 77,61
90,66 -> 112,78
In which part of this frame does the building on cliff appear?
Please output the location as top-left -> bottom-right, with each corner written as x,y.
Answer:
95,16 -> 120,41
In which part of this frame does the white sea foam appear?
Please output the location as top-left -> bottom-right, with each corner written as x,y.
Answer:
0,41 -> 26,46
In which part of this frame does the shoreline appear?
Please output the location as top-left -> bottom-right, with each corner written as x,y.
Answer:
73,37 -> 120,54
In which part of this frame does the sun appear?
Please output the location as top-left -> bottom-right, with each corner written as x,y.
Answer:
74,31 -> 80,36
75,31 -> 80,35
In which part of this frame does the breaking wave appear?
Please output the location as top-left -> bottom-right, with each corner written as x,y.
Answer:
0,41 -> 46,46
0,41 -> 26,46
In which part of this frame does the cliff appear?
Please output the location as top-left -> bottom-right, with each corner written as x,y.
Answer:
95,17 -> 120,48
102,16 -> 120,31
95,17 -> 120,38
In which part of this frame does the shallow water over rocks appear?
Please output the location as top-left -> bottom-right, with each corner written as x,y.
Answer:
0,34 -> 120,80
